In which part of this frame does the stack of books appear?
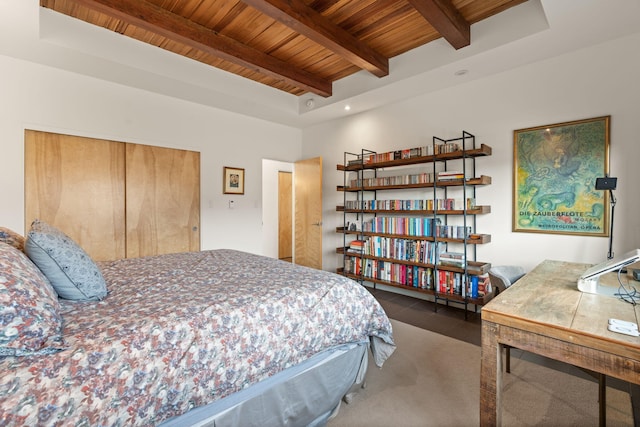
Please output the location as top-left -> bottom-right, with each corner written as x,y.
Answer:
437,171 -> 464,181
435,142 -> 461,154
347,239 -> 365,254
439,251 -> 466,267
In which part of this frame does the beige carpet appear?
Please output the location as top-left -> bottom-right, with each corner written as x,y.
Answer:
328,319 -> 633,427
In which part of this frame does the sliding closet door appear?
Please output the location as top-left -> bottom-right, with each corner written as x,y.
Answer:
24,130 -> 126,261
125,143 -> 200,258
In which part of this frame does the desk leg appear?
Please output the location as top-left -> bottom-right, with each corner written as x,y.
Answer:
480,321 -> 503,426
599,374 -> 606,427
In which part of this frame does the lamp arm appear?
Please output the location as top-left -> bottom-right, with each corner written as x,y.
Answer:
608,189 -> 616,260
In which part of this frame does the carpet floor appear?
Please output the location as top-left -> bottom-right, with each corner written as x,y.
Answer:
328,319 -> 633,427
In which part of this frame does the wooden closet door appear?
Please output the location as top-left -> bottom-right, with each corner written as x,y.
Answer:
125,143 -> 200,258
24,130 -> 126,261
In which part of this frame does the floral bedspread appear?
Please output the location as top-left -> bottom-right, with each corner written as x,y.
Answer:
0,249 -> 395,426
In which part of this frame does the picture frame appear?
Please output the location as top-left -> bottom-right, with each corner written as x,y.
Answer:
513,116 -> 610,236
223,166 -> 245,195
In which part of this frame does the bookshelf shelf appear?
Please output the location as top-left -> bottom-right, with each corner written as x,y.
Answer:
337,131 -> 493,317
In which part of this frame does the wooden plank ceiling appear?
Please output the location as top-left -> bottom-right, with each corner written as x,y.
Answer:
41,0 -> 527,97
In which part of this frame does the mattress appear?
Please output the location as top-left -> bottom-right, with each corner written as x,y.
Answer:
0,249 -> 395,426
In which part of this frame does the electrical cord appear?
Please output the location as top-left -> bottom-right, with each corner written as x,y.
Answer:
615,266 -> 639,305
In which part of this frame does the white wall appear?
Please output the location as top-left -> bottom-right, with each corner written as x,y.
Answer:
0,54 -> 302,254
2,19 -> 639,277
303,33 -> 640,274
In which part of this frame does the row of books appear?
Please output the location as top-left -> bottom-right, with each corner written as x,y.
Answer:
348,142 -> 463,166
347,238 -> 470,267
343,256 -> 489,297
362,216 -> 472,239
349,237 -> 444,265
363,216 -> 439,237
346,171 -> 475,189
435,270 -> 490,297
437,224 -> 473,239
344,256 -> 434,289
347,172 -> 434,188
344,197 -> 476,211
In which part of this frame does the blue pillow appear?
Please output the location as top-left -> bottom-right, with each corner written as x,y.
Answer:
25,220 -> 107,301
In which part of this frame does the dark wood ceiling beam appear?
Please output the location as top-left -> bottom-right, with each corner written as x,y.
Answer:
242,0 -> 389,78
69,0 -> 333,96
407,0 -> 470,49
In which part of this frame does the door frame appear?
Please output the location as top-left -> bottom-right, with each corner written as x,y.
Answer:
261,159 -> 294,259
261,158 -> 322,268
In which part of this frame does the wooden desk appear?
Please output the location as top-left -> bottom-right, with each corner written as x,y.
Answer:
480,260 -> 640,425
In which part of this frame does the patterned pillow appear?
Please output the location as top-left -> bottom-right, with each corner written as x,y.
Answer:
0,242 -> 67,357
0,227 -> 25,252
25,220 -> 107,301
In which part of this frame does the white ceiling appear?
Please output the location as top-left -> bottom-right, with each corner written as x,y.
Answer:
2,0 -> 640,128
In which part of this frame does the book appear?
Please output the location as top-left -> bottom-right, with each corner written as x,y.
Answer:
470,275 -> 479,298
477,275 -> 491,296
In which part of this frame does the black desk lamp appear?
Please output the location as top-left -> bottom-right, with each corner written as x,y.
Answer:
595,176 -> 617,259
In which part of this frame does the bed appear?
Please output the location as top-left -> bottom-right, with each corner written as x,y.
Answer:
0,223 -> 395,426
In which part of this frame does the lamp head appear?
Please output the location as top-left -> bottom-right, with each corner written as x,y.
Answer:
595,177 -> 617,190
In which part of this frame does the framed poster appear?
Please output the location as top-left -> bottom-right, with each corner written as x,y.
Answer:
513,116 -> 610,236
223,166 -> 245,195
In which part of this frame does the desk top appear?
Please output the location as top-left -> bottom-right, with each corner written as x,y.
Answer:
482,259 -> 640,358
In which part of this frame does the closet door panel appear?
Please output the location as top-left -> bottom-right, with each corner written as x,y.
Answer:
125,143 -> 200,258
24,130 -> 126,261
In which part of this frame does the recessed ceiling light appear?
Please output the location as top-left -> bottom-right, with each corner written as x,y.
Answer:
454,69 -> 468,76
344,105 -> 351,111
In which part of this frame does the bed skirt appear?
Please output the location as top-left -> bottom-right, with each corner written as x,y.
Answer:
159,341 -> 369,427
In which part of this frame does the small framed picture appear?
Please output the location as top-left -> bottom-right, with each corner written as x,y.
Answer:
223,166 -> 245,195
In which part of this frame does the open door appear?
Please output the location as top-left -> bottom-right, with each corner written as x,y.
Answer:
294,157 -> 322,269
